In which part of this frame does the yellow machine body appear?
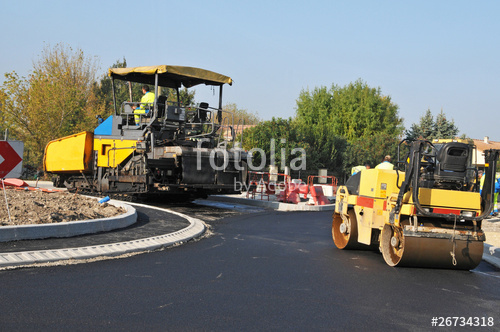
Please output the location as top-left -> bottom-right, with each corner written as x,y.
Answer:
44,131 -> 94,173
93,138 -> 137,168
44,131 -> 138,173
333,164 -> 486,269
410,187 -> 481,212
337,169 -> 482,246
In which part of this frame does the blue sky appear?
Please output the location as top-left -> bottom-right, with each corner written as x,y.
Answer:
2,0 -> 499,140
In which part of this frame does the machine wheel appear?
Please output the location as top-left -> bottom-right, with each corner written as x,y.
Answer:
52,175 -> 62,188
332,209 -> 359,249
381,224 -> 404,266
52,175 -> 68,188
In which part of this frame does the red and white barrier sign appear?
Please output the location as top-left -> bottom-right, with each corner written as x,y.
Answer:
0,141 -> 23,178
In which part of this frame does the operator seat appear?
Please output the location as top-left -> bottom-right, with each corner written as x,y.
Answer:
434,142 -> 469,182
345,172 -> 361,195
198,102 -> 209,122
156,95 -> 167,118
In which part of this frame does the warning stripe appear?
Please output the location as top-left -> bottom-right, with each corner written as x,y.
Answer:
356,196 -> 374,209
432,207 -> 462,215
355,196 -> 471,217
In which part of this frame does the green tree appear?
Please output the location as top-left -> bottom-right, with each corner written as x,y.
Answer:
294,79 -> 404,176
0,90 -> 8,138
405,109 -> 459,140
93,58 -> 140,117
242,117 -> 307,172
223,103 -> 261,126
0,43 -> 104,167
434,110 -> 459,139
345,133 -> 400,170
175,88 -> 196,107
296,80 -> 403,142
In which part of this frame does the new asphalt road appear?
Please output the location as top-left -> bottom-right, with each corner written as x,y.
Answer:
0,208 -> 498,331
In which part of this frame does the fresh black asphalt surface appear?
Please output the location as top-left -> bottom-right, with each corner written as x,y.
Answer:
0,207 -> 499,331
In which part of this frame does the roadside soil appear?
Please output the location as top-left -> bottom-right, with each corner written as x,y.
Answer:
0,189 -> 125,226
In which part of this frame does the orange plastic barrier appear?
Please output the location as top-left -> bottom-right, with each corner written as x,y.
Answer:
2,178 -> 28,187
1,178 -> 62,193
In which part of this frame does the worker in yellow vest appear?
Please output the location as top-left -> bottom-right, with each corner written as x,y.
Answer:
479,170 -> 485,194
375,155 -> 394,170
494,172 -> 500,215
351,164 -> 371,175
132,85 -> 155,125
351,165 -> 366,175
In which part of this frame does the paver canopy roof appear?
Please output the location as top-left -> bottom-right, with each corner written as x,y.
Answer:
108,65 -> 232,88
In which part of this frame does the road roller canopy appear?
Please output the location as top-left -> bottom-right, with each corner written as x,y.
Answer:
108,65 -> 233,88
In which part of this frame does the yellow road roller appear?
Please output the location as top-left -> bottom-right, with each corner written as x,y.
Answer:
332,139 -> 500,269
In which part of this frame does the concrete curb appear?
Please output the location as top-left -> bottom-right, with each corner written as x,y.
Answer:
0,199 -> 137,243
0,202 -> 206,268
208,195 -> 336,211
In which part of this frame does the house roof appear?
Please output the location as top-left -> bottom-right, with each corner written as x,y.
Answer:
472,138 -> 500,152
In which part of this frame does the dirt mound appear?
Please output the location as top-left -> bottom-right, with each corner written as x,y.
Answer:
0,189 -> 125,226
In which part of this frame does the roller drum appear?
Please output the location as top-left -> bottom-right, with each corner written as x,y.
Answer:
332,210 -> 358,249
381,224 -> 484,270
332,210 -> 371,250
